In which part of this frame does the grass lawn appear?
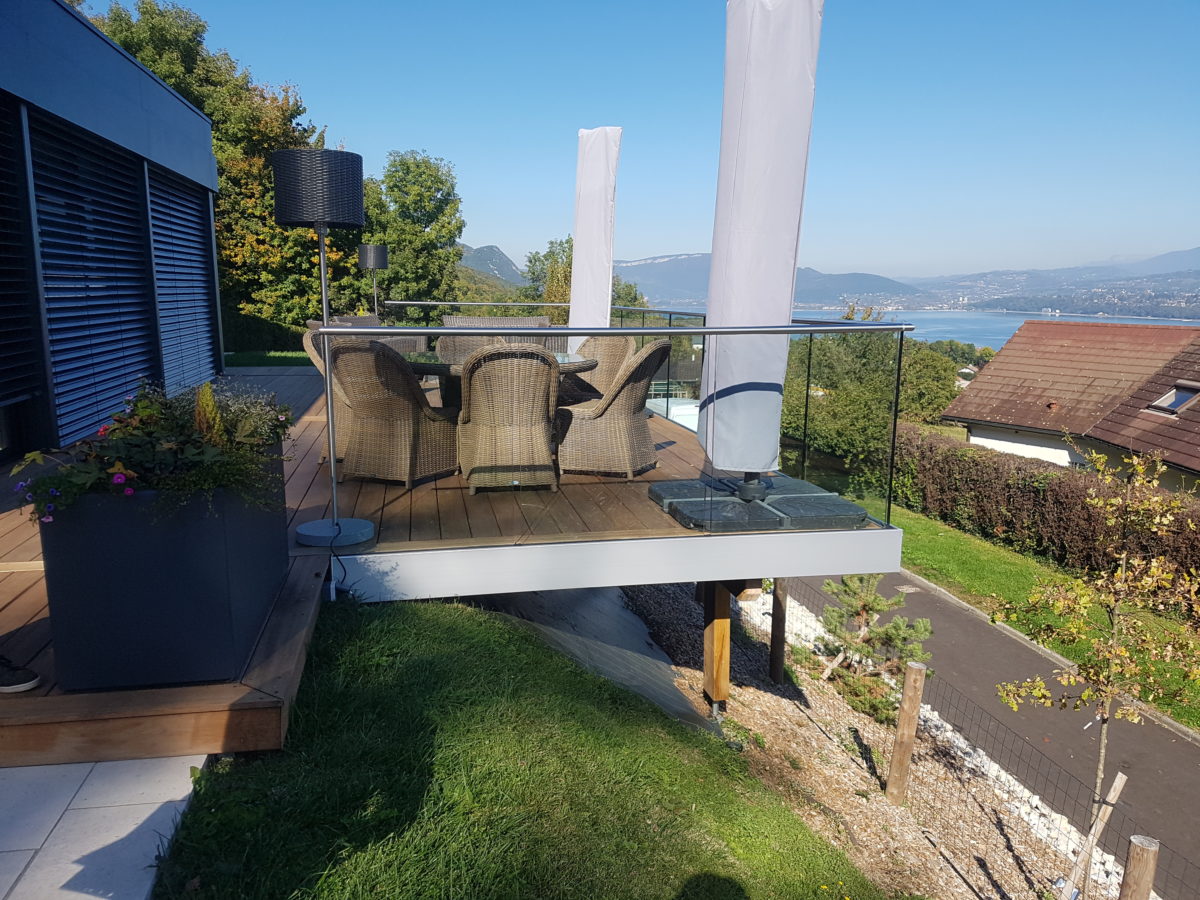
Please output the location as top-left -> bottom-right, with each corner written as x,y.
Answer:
860,497 -> 1200,730
156,600 -> 907,900
859,497 -> 1060,611
224,350 -> 312,367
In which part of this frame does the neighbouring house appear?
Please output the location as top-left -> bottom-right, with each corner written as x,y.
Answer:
0,0 -> 221,459
942,320 -> 1200,489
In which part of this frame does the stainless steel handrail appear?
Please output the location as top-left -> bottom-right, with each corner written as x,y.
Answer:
316,321 -> 913,338
384,299 -> 710,319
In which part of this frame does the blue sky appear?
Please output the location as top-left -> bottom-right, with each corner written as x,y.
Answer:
99,1 -> 1199,278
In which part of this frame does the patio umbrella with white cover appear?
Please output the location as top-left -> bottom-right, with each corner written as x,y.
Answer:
566,126 -> 622,352
697,0 -> 823,484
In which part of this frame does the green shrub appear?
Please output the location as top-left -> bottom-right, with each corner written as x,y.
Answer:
892,424 -> 1200,572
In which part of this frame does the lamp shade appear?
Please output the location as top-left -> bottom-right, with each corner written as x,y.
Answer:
271,148 -> 364,228
358,244 -> 389,270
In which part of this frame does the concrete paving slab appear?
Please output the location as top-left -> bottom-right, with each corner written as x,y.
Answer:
0,764 -> 93,853
70,756 -> 204,810
8,800 -> 185,900
0,850 -> 33,897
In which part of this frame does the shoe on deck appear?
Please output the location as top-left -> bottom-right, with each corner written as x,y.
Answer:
0,656 -> 40,693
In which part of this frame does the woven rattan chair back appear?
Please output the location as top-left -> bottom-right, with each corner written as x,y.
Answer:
457,344 -> 560,493
325,339 -> 457,484
595,339 -> 671,418
560,335 -> 636,401
556,339 -> 671,480
443,314 -> 560,350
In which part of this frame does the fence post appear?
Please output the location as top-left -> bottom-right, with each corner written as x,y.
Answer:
769,581 -> 787,684
1062,770 -> 1128,900
885,661 -> 927,804
1117,835 -> 1159,900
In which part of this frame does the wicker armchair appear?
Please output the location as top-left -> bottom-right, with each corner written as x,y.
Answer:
556,339 -> 671,479
307,318 -> 426,353
457,344 -> 560,494
558,335 -> 636,404
442,315 -> 567,353
326,339 -> 458,484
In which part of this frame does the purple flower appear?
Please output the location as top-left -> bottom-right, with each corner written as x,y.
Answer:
40,515 -> 53,523
12,481 -> 25,493
111,473 -> 126,485
49,488 -> 60,496
45,503 -> 55,512
24,493 -> 32,501
123,487 -> 135,496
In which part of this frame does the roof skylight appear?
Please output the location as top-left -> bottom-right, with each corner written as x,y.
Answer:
1148,381 -> 1200,415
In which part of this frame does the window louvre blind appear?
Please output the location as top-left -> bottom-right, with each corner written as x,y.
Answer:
28,109 -> 157,445
0,94 -> 42,408
148,166 -> 217,395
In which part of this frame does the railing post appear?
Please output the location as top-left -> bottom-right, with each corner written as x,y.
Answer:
1117,835 -> 1159,900
769,580 -> 787,684
885,661 -> 927,804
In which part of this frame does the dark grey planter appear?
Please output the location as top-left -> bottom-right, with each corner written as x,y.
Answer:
39,460 -> 288,692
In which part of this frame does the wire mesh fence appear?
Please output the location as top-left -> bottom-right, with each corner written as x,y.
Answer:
778,581 -> 1200,899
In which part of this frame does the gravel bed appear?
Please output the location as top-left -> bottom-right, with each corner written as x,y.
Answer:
621,582 -> 1092,900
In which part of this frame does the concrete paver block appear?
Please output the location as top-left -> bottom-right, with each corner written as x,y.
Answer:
7,800 -> 185,900
70,756 -> 205,810
0,764 -> 93,852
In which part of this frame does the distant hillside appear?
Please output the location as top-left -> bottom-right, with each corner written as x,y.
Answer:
1122,246 -> 1200,276
456,264 -> 521,304
612,253 -> 922,304
909,247 -> 1200,298
459,244 -> 526,285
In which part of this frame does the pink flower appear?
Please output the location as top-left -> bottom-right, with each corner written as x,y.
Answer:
111,473 -> 126,484
40,515 -> 53,523
123,487 -> 135,496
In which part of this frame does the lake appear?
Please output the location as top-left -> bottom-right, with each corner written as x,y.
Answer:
872,309 -> 1200,350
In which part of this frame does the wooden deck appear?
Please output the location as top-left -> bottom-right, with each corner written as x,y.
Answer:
270,366 -> 707,555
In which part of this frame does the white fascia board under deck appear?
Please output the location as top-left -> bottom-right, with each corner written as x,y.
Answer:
337,527 -> 903,602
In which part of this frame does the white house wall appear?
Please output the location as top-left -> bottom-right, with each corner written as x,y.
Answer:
966,425 -> 1085,467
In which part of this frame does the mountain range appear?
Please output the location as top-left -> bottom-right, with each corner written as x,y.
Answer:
457,243 -> 1200,310
459,243 -> 527,285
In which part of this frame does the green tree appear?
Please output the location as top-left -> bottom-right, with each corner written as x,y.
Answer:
93,0 -> 333,337
521,237 -> 649,324
997,451 -> 1200,847
820,574 -> 932,679
781,305 -> 959,491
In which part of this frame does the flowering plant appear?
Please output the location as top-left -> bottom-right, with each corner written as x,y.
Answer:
12,382 -> 292,523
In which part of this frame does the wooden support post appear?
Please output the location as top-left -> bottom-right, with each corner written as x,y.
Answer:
699,580 -> 731,711
1117,835 -> 1159,900
1062,771 -> 1128,900
884,661 -> 927,805
769,582 -> 787,684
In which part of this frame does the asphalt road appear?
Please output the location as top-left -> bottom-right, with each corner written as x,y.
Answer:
786,573 -> 1200,874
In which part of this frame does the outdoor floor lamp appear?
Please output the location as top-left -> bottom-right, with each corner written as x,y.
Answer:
358,244 -> 389,316
271,148 -> 375,549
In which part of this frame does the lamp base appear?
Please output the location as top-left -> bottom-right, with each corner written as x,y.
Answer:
296,517 -> 375,547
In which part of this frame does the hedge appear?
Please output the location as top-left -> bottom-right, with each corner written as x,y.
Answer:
891,424 -> 1200,573
222,313 -> 307,353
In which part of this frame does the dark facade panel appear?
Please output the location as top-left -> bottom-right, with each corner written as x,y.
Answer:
148,166 -> 218,395
28,108 -> 160,446
0,95 -> 43,408
0,0 -> 217,192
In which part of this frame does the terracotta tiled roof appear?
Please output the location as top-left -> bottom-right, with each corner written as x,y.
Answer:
1088,335 -> 1200,474
942,321 -> 1200,436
